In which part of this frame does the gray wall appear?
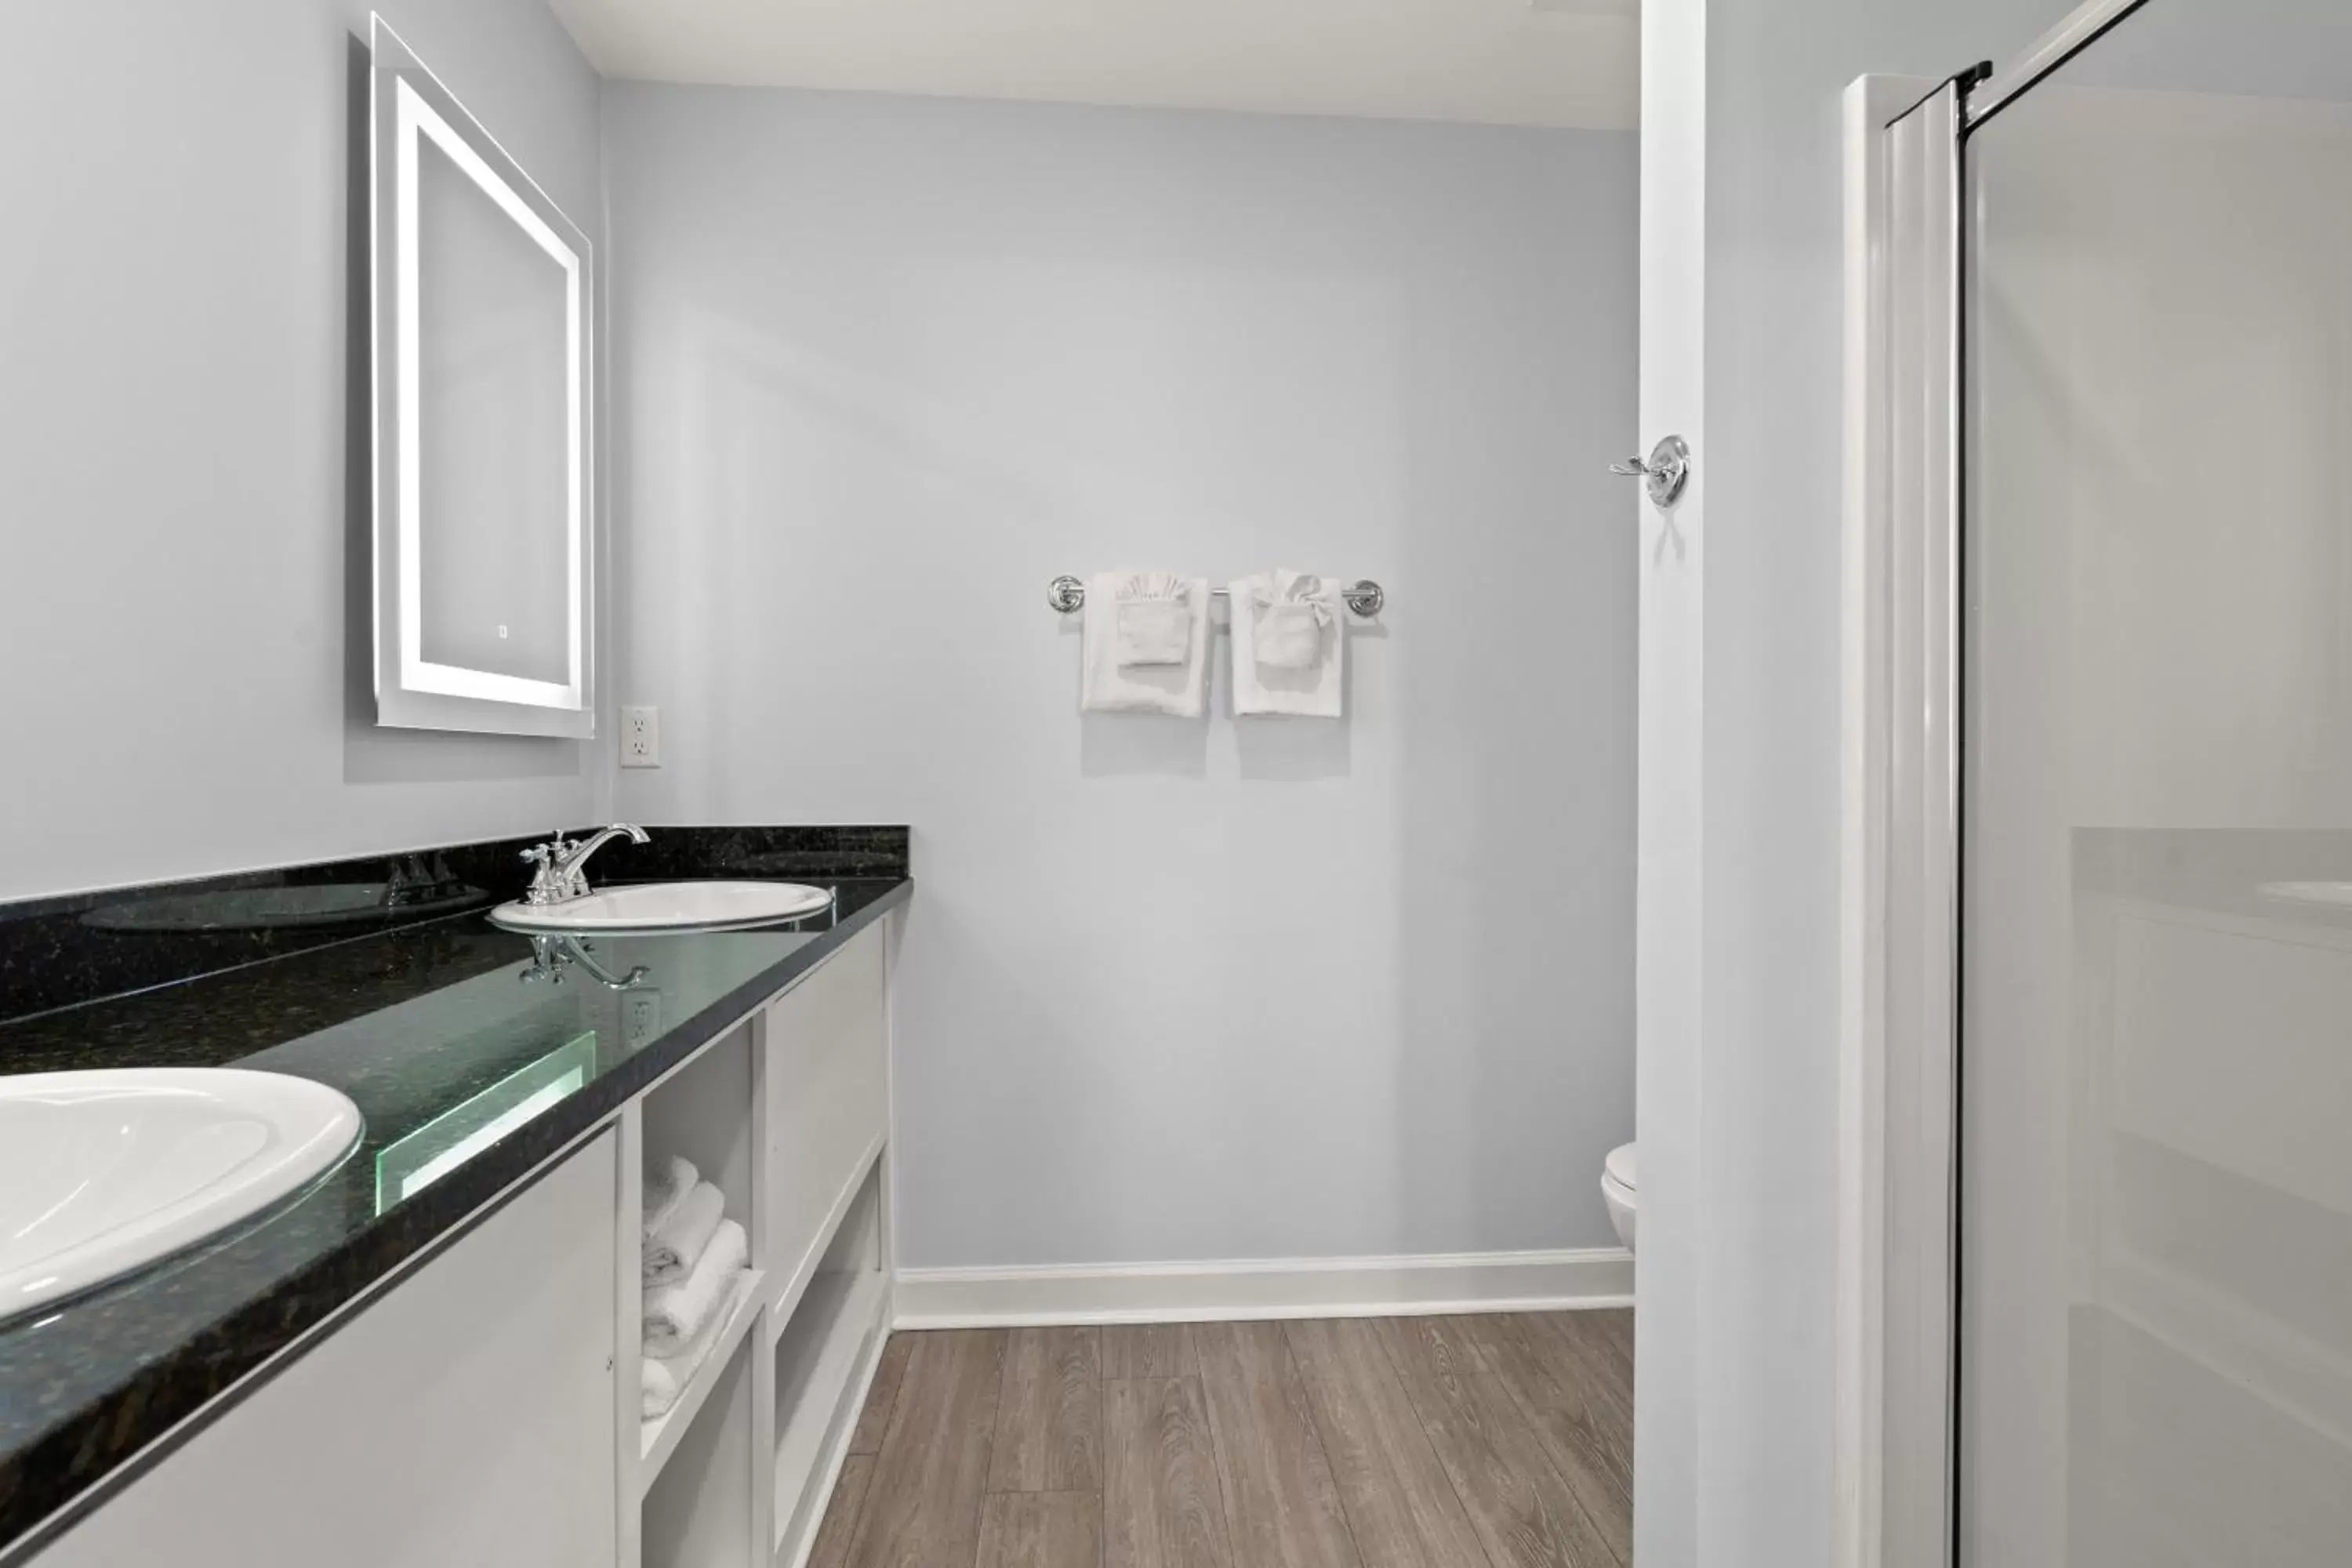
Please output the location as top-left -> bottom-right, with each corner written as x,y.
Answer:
602,85 -> 1639,1268
0,0 -> 603,902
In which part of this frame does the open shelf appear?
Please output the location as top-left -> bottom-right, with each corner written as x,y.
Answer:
642,1304 -> 760,1568
771,1160 -> 889,1560
772,1272 -> 887,1555
623,918 -> 899,1568
768,1134 -> 884,1341
641,1025 -> 757,1246
641,1266 -> 767,1491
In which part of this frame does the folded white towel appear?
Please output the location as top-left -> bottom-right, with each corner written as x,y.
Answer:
1230,570 -> 1343,718
1083,572 -> 1210,717
641,1155 -> 699,1238
644,1217 -> 748,1356
642,1180 -> 726,1287
1116,599 -> 1194,666
641,1268 -> 751,1419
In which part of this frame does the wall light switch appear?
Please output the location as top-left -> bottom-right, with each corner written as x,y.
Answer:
621,706 -> 660,768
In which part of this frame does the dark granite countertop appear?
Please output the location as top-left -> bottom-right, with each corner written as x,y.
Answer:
0,860 -> 909,1557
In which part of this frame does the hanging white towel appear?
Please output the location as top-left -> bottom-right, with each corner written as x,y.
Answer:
642,1180 -> 726,1286
641,1154 -> 699,1239
1230,570 -> 1344,718
643,1218 -> 748,1356
1082,572 -> 1210,716
641,1269 -> 752,1419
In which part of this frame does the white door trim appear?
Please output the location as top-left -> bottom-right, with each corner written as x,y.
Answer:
1633,3 -> 1706,1563
1838,71 -> 1962,1568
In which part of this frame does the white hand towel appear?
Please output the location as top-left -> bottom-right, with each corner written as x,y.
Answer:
1116,598 -> 1193,666
641,1154 -> 699,1238
642,1180 -> 726,1286
1254,601 -> 1327,669
641,1268 -> 751,1419
1230,570 -> 1344,718
1082,572 -> 1210,716
643,1217 -> 748,1356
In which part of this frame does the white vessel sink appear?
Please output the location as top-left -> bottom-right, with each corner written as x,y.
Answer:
0,1069 -> 363,1324
488,880 -> 833,935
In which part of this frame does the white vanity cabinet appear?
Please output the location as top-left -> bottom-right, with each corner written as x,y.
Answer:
765,921 -> 890,1298
635,916 -> 898,1568
39,1129 -> 622,1568
31,907 -> 902,1568
761,925 -> 893,1566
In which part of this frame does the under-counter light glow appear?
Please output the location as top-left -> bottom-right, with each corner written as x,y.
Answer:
388,1076 -> 580,1203
373,1033 -> 596,1211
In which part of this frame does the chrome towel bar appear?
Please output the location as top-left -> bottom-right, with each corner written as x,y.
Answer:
1046,575 -> 1385,617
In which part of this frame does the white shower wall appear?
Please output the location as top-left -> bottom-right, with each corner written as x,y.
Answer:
601,85 -> 1639,1272
1963,78 -> 2352,1567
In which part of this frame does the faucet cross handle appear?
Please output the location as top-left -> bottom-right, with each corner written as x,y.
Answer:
544,823 -> 652,905
520,840 -> 571,906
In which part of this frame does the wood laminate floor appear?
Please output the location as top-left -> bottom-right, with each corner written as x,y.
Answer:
812,1313 -> 1632,1568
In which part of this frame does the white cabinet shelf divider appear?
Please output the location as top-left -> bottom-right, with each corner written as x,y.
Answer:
640,1266 -> 768,1494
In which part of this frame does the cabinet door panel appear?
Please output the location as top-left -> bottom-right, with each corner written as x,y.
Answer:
41,1131 -> 619,1568
766,926 -> 888,1287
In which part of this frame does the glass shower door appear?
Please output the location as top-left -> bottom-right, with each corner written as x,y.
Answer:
1961,2 -> 2352,1563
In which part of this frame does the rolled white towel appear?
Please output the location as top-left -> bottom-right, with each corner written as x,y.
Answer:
644,1218 -> 748,1357
641,1348 -> 688,1420
641,1268 -> 750,1418
643,1181 -> 726,1287
641,1155 -> 699,1238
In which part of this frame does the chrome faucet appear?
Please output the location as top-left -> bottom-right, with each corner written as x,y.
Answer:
521,824 -> 650,906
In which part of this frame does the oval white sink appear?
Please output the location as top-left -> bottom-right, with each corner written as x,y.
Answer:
0,1069 -> 362,1324
487,880 -> 833,935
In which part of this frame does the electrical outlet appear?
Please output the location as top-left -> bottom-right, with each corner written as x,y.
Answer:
620,706 -> 660,768
622,989 -> 663,1047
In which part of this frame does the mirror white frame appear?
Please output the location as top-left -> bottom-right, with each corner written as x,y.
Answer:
369,15 -> 594,738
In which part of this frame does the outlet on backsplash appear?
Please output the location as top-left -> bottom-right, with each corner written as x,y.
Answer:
622,988 -> 663,1047
621,706 -> 660,768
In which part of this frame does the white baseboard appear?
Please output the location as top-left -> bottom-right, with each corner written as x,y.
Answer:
891,1247 -> 1632,1329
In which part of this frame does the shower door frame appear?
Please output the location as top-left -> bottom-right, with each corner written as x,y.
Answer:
1839,2 -> 2154,1566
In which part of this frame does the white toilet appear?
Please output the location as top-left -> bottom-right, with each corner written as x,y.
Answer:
1600,1142 -> 1636,1254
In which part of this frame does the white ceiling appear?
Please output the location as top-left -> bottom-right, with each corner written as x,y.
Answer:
547,0 -> 1639,130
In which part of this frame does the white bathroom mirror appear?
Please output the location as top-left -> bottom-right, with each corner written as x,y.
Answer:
369,16 -> 593,737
